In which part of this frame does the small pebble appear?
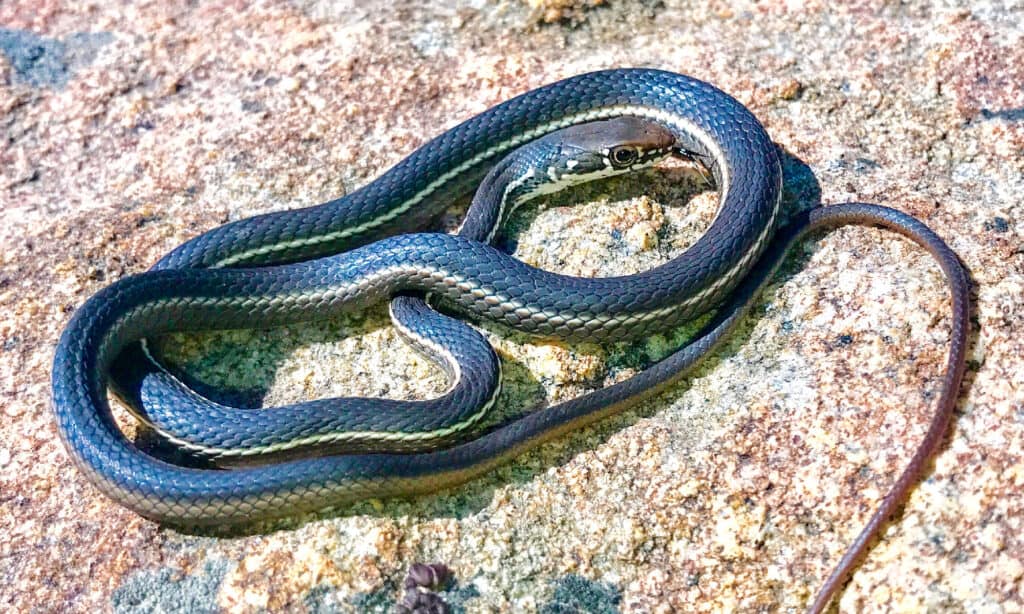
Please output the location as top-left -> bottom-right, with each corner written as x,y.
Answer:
625,221 -> 659,251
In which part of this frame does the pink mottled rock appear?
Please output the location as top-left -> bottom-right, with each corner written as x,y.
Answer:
2,1 -> 1021,612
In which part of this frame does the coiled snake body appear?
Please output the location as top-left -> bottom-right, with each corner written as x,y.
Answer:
50,69 -> 969,612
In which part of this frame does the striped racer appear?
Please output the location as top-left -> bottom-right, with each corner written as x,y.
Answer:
50,69 -> 969,612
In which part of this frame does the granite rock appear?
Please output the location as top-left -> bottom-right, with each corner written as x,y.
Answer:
2,1 -> 1022,612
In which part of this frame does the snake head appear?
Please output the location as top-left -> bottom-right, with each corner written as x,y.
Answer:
548,116 -> 677,179
465,116 -> 680,242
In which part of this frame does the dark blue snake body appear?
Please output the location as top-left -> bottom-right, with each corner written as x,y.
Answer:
50,69 -> 970,612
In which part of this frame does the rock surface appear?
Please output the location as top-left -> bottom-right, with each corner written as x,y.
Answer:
2,1 -> 1022,612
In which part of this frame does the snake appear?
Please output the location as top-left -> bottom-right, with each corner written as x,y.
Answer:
50,68 -> 969,612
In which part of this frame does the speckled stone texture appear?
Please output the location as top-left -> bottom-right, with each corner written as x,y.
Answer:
2,1 -> 1022,612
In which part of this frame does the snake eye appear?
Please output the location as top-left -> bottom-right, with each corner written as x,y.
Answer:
611,147 -> 637,166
